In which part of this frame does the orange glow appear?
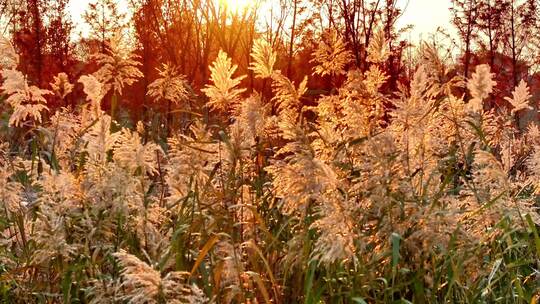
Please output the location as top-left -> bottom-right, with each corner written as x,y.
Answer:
216,0 -> 255,13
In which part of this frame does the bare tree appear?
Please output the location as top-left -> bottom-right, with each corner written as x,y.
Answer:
451,0 -> 480,79
476,0 -> 509,69
83,0 -> 127,53
501,0 -> 536,86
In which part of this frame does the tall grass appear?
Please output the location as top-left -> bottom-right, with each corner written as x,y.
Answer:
0,33 -> 539,304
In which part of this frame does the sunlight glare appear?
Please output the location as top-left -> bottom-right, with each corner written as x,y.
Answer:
217,0 -> 254,13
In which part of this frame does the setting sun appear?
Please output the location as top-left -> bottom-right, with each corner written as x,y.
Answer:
216,0 -> 255,13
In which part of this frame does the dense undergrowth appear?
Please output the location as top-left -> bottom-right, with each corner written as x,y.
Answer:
0,31 -> 540,303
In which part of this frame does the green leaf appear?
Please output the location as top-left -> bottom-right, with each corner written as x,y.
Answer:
352,297 -> 368,304
526,214 -> 540,257
391,232 -> 401,271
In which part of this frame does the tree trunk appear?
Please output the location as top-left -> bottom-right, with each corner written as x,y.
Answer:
286,0 -> 297,79
510,1 -> 518,87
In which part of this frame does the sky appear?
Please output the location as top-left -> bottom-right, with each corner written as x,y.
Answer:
68,0 -> 455,42
396,0 -> 455,42
67,0 -> 130,37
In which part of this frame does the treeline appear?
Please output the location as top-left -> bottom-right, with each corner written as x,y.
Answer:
1,0 -> 540,124
450,0 -> 540,99
0,1 -> 409,121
